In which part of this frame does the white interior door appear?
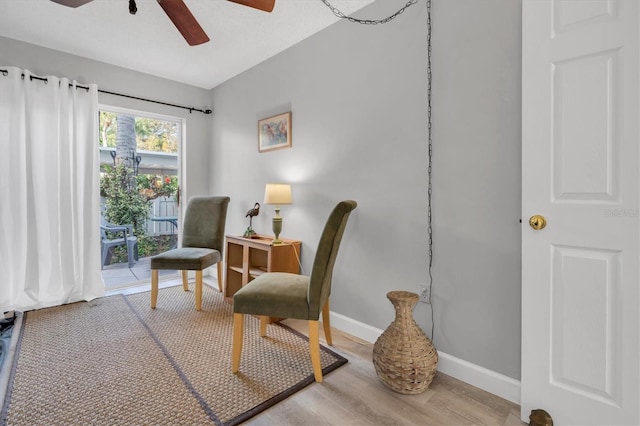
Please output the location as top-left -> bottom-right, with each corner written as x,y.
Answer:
521,1 -> 639,424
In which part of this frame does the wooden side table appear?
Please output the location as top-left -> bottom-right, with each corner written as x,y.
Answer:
224,234 -> 301,301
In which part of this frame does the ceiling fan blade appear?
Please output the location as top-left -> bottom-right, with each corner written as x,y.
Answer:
157,0 -> 210,46
50,0 -> 93,7
227,0 -> 275,13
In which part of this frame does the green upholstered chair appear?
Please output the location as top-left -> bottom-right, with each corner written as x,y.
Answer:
150,196 -> 230,311
232,200 -> 357,382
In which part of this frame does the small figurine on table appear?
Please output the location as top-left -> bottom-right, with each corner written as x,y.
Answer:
243,202 -> 260,238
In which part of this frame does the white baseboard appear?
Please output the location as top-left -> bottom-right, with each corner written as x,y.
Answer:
329,311 -> 521,405
330,310 -> 385,344
436,352 -> 521,404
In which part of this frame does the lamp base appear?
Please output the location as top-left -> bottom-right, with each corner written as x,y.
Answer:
272,216 -> 283,245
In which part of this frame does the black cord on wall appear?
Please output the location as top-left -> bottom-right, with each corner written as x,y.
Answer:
426,0 -> 435,343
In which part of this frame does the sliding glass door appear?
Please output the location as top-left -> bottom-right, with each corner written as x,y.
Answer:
98,106 -> 182,289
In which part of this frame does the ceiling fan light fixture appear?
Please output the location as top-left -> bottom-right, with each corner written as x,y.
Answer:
50,0 -> 93,7
50,0 -> 279,47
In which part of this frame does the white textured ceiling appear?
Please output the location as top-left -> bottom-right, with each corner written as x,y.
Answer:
0,0 -> 375,89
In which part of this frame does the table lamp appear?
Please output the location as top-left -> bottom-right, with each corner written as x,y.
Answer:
264,183 -> 292,244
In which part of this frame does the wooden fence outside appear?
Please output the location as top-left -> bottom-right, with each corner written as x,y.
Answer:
146,196 -> 178,236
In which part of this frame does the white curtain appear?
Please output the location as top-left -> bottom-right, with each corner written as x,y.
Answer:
0,67 -> 104,312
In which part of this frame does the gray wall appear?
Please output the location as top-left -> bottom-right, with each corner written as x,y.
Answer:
211,0 -> 522,379
0,36 -> 213,201
432,0 -> 522,379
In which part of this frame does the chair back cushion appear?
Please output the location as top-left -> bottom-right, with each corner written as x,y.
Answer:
181,196 -> 230,250
307,200 -> 357,319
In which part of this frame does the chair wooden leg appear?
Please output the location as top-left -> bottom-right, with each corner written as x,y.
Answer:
308,320 -> 323,383
151,269 -> 159,309
182,270 -> 189,291
232,313 -> 244,373
322,299 -> 333,346
195,270 -> 203,311
259,316 -> 268,337
217,262 -> 223,292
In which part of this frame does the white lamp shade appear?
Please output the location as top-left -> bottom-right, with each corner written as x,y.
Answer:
264,183 -> 292,205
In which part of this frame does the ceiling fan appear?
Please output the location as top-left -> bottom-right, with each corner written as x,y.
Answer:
49,0 -> 276,46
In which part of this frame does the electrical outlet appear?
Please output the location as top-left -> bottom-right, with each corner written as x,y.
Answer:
419,284 -> 430,304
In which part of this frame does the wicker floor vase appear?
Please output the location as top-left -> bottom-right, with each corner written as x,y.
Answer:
373,290 -> 438,394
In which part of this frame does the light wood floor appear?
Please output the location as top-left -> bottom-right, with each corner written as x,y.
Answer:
109,280 -> 525,425
247,318 -> 526,426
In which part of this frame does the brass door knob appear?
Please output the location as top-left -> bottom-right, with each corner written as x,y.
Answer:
529,215 -> 547,230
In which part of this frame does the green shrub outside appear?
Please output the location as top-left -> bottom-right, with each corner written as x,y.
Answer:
100,162 -> 178,263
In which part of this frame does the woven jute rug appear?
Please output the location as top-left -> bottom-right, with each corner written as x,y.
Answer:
1,285 -> 347,425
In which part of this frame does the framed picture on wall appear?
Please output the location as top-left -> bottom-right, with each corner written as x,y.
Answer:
258,112 -> 292,152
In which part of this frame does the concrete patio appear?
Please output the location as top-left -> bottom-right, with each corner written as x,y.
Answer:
101,256 -> 175,289
101,256 -> 221,294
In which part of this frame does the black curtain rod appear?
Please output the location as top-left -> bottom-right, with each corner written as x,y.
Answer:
98,89 -> 212,115
0,69 -> 213,115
